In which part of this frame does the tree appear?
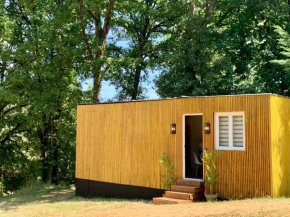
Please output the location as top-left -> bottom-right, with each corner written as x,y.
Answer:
106,0 -> 186,100
214,0 -> 289,95
1,0 -> 82,184
271,26 -> 290,96
156,0 -> 223,97
0,2 -> 35,188
156,0 -> 290,98
75,0 -> 116,102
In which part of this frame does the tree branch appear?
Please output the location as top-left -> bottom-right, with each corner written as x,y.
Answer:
102,0 -> 115,39
12,0 -> 32,26
149,15 -> 180,35
86,9 -> 102,36
86,9 -> 98,21
76,0 -> 94,61
0,123 -> 22,147
128,12 -> 140,39
3,104 -> 28,116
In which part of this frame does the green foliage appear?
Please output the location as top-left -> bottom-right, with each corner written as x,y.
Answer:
273,27 -> 290,64
156,0 -> 290,97
271,26 -> 290,96
1,0 -> 290,193
105,0 -> 186,100
159,152 -> 176,190
74,0 -> 116,102
3,176 -> 26,194
0,0 -> 83,189
203,150 -> 224,195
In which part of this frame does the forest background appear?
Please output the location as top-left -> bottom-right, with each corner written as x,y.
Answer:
1,0 -> 290,192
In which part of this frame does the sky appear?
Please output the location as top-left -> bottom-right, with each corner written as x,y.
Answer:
81,77 -> 160,102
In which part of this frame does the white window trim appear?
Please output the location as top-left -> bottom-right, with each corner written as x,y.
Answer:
214,112 -> 245,151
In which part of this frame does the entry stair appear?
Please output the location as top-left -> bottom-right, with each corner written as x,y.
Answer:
152,179 -> 205,205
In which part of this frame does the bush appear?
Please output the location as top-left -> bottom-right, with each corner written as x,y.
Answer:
3,176 -> 26,194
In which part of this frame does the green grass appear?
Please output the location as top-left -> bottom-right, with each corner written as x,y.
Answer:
0,184 -> 151,217
0,185 -> 71,205
0,184 -> 150,207
1,185 -> 290,217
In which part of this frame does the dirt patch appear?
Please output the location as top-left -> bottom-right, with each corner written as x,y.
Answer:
1,188 -> 290,217
80,199 -> 290,217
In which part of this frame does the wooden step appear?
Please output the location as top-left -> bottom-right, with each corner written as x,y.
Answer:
152,197 -> 192,205
171,185 -> 204,194
192,192 -> 206,200
165,191 -> 193,200
176,179 -> 204,187
165,191 -> 205,201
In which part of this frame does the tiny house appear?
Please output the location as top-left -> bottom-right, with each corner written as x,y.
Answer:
75,94 -> 290,200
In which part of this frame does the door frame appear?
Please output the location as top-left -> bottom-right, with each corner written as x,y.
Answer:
182,113 -> 204,181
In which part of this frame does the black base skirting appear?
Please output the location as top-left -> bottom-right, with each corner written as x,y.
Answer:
75,178 -> 165,200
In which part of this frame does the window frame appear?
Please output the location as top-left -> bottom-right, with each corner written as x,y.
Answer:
214,112 -> 245,151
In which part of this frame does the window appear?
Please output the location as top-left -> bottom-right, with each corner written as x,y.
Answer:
214,112 -> 245,151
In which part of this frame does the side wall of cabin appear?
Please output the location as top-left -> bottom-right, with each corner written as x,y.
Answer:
76,95 -> 272,199
271,95 -> 290,197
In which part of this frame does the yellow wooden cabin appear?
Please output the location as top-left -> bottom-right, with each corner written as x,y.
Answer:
75,94 -> 290,202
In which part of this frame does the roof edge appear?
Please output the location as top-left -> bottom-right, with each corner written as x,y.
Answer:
78,93 -> 276,106
270,94 -> 290,100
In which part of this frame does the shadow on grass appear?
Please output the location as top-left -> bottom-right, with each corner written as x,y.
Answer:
0,184 -> 150,212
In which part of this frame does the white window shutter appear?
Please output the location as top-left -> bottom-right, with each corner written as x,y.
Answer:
233,115 -> 244,147
219,116 -> 229,147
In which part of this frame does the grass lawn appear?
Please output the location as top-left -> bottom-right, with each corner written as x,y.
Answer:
1,185 -> 290,217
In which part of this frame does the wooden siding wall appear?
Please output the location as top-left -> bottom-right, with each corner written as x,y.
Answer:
76,95 -> 272,199
271,95 -> 290,197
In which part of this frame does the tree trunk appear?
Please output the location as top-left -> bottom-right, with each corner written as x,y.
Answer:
51,146 -> 59,184
0,61 -> 6,84
40,144 -> 49,182
131,34 -> 146,100
131,65 -> 142,100
288,0 -> 290,21
50,119 -> 58,185
92,64 -> 102,102
76,0 -> 115,102
37,115 -> 50,183
1,166 -> 4,196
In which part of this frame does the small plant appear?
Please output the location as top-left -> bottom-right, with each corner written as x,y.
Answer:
203,150 -> 224,196
159,152 -> 176,190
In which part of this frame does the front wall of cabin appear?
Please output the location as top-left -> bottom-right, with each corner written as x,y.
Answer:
76,95 -> 272,199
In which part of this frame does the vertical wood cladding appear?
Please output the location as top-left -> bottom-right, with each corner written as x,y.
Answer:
271,95 -> 290,197
76,94 -> 272,198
